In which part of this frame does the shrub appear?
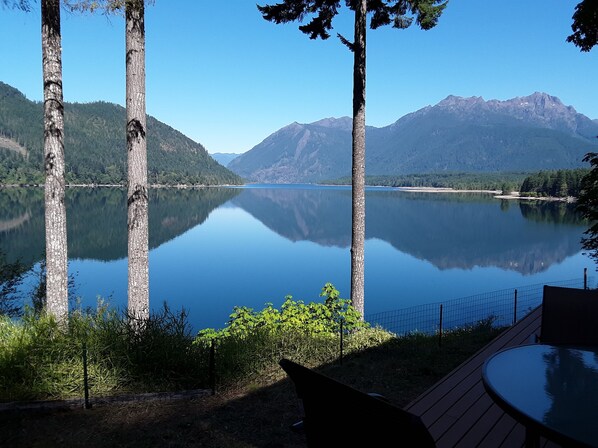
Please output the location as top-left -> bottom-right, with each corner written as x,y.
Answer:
196,283 -> 367,344
193,284 -> 394,388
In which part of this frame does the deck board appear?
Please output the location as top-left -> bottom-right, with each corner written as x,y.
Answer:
405,306 -> 561,447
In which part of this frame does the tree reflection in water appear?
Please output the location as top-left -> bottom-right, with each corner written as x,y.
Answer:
543,347 -> 598,444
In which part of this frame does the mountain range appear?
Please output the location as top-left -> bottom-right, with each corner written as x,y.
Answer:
228,93 -> 598,183
0,82 -> 242,185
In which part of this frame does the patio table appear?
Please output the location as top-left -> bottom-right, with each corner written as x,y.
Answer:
482,344 -> 598,448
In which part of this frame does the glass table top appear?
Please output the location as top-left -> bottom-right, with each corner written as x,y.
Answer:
483,344 -> 598,447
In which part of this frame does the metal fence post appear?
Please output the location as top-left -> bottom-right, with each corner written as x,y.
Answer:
339,319 -> 344,366
82,341 -> 91,409
584,268 -> 588,290
438,304 -> 443,348
209,339 -> 216,396
513,289 -> 518,325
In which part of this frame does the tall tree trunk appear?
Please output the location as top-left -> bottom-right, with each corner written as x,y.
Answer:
350,0 -> 367,318
42,0 -> 68,323
126,0 -> 149,322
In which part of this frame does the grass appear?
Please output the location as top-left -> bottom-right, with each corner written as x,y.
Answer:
0,319 -> 504,447
0,304 -> 209,401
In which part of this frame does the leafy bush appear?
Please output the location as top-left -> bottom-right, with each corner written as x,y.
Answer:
194,284 -> 393,388
196,283 -> 366,345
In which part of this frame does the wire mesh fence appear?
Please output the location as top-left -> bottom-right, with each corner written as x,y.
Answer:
365,276 -> 593,337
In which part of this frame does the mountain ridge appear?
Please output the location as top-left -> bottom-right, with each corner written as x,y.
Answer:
228,93 -> 598,183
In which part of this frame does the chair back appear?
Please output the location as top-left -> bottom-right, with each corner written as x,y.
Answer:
279,358 -> 435,447
540,285 -> 598,347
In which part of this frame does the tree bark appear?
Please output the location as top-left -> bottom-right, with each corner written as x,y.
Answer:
126,0 -> 149,322
42,0 -> 68,323
350,0 -> 367,318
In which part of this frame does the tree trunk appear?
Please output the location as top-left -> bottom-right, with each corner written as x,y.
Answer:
41,0 -> 68,323
350,0 -> 367,318
126,0 -> 149,322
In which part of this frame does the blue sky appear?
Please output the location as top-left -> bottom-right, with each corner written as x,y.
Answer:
0,1 -> 596,154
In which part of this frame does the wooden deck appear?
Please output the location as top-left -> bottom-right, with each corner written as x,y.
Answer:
404,306 -> 561,448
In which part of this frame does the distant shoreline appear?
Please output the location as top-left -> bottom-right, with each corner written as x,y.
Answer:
0,183 -> 578,202
328,185 -> 577,202
395,186 -> 500,194
0,183 -> 241,189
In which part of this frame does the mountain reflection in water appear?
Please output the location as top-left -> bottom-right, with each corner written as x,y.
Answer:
0,185 -> 590,330
0,187 -> 241,266
232,187 -> 585,275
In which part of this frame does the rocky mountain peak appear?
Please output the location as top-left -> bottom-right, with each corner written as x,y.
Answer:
437,95 -> 485,109
501,92 -> 571,115
430,92 -> 584,134
310,116 -> 353,131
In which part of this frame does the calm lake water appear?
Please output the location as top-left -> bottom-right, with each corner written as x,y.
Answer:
0,185 -> 592,331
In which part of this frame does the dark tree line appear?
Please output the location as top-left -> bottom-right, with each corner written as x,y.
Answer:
326,172 -> 529,191
519,169 -> 589,198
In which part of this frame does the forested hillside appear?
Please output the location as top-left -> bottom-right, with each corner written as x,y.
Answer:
0,82 -> 243,185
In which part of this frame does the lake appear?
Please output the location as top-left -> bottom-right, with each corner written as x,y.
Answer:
0,185 -> 592,331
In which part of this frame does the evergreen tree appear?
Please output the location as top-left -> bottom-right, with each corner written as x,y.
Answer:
257,0 -> 446,317
567,0 -> 598,52
567,1 -> 598,262
553,170 -> 568,198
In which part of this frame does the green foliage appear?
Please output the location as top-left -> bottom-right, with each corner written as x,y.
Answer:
0,285 -> 391,399
196,283 -> 367,345
519,168 -> 589,198
194,283 -> 384,387
0,283 -> 507,400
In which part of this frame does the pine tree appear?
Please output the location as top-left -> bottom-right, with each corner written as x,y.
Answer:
567,0 -> 598,52
257,0 -> 446,317
567,1 -> 598,262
